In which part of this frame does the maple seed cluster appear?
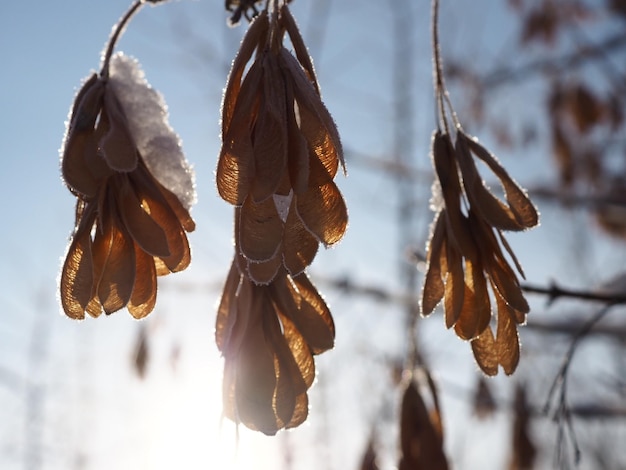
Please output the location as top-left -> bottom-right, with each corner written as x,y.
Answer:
422,0 -> 539,376
215,4 -> 347,434
60,55 -> 195,320
422,129 -> 538,375
399,375 -> 448,470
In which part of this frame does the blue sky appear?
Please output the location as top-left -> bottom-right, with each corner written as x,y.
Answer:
1,1 -> 625,469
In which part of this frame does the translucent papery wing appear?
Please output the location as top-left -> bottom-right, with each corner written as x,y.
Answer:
116,175 -> 170,258
131,169 -> 191,273
250,57 -> 288,203
263,305 -> 309,428
290,273 -> 335,354
455,134 -> 526,232
128,243 -> 157,319
422,212 -> 446,316
100,90 -> 138,172
218,61 -> 262,206
464,133 -> 539,229
221,361 -> 238,423
60,205 -> 97,319
443,226 -> 464,329
494,288 -> 521,375
296,155 -> 347,247
509,300 -> 528,325
62,76 -> 105,198
283,197 -> 319,276
279,5 -> 320,95
85,297 -> 103,318
468,213 -> 529,314
216,260 -> 246,354
63,131 -> 101,199
489,259 -> 529,314
234,286 -> 279,435
496,229 -> 526,279
399,381 -> 449,470
275,334 -> 315,428
285,76 -> 310,194
277,309 -> 316,389
239,196 -> 283,262
88,205 -> 114,318
471,326 -> 498,376
269,274 -> 334,355
432,132 -> 476,257
67,74 -> 99,129
97,208 -> 136,314
281,49 -> 344,175
134,158 -> 196,233
247,254 -> 282,285
453,259 -> 491,341
155,180 -> 196,233
217,138 -> 255,206
286,391 -> 309,430
221,10 -> 268,137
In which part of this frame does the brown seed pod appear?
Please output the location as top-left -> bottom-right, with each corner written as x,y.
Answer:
60,62 -> 195,319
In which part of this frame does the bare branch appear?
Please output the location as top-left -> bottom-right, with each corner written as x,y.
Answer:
522,282 -> 626,305
544,304 -> 615,467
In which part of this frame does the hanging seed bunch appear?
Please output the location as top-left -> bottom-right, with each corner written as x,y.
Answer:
472,375 -> 497,419
216,1 -> 347,434
509,384 -> 537,469
216,260 -> 335,434
421,0 -> 539,375
398,373 -> 449,470
59,2 -> 195,320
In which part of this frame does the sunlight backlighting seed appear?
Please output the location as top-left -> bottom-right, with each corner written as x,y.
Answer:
216,3 -> 346,433
422,130 -> 538,375
60,54 -> 195,320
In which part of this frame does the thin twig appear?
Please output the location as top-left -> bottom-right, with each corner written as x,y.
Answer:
431,0 -> 448,135
522,282 -> 626,305
529,185 -> 626,209
100,0 -> 146,79
544,304 -> 614,467
431,0 -> 463,134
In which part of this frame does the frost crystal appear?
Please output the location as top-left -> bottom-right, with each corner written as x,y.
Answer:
429,179 -> 444,212
109,52 -> 196,209
273,190 -> 293,223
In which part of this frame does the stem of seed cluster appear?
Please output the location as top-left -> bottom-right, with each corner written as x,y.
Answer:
100,0 -> 145,80
431,0 -> 448,134
431,0 -> 463,133
266,0 -> 280,13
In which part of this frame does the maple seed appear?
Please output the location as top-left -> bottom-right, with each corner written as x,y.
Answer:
60,54 -> 195,320
422,128 -> 538,375
216,4 -> 346,434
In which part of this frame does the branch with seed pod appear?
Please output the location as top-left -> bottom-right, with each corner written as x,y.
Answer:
59,0 -> 195,319
215,1 -> 347,434
421,0 -> 539,375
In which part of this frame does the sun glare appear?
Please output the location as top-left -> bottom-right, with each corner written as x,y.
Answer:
132,343 -> 280,470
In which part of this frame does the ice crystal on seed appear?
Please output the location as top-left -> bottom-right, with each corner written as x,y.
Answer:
109,53 -> 196,209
